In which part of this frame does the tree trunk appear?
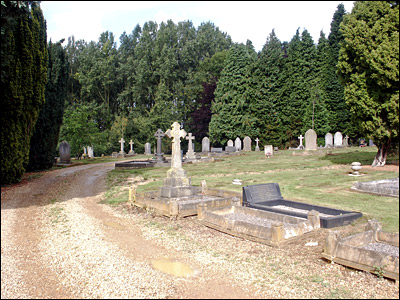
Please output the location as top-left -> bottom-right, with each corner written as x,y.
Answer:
371,139 -> 390,167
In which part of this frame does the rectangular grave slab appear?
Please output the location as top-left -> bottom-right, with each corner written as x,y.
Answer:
225,146 -> 237,152
242,183 -> 362,228
115,160 -> 156,169
197,203 -> 320,247
322,220 -> 399,280
133,188 -> 241,218
211,147 -> 223,153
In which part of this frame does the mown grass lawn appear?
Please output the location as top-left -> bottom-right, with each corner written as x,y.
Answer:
106,146 -> 399,232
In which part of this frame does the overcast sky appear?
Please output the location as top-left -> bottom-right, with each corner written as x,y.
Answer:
41,1 -> 355,52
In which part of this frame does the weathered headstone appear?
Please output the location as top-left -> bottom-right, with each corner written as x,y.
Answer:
243,136 -> 252,151
255,138 -> 260,151
119,137 -> 126,155
227,140 -> 234,147
185,133 -> 196,160
235,137 -> 242,151
264,145 -> 273,157
83,146 -> 87,156
154,129 -> 165,162
297,134 -> 304,149
202,137 -> 210,153
325,133 -> 333,148
305,129 -> 317,150
225,146 -> 236,152
369,139 -> 375,147
343,135 -> 349,147
334,131 -> 343,147
161,122 -> 195,198
144,142 -> 152,155
59,141 -> 71,164
87,146 -> 94,158
128,140 -> 135,155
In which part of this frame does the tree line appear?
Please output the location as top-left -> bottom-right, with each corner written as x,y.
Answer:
1,1 -> 398,184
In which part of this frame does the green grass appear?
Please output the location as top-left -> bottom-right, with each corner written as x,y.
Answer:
105,146 -> 399,232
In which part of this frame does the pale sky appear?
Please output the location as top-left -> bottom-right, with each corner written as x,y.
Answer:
41,1 -> 355,52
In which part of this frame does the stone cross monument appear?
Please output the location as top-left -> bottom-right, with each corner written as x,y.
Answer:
161,122 -> 195,198
297,134 -> 304,149
128,140 -> 135,155
185,132 -> 196,160
255,138 -> 260,151
154,129 -> 165,162
119,137 -> 125,154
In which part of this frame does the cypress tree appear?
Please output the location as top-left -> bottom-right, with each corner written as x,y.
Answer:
209,43 -> 256,146
1,2 -> 48,184
27,40 -> 69,171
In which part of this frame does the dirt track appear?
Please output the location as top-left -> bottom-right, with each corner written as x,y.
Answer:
1,162 -> 399,299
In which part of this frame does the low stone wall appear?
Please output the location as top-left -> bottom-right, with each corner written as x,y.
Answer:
197,204 -> 320,247
322,219 -> 399,281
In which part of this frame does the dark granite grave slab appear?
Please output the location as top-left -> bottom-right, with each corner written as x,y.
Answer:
115,160 -> 156,169
242,183 -> 362,228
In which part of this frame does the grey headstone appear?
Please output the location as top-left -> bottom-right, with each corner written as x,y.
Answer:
211,147 -> 223,153
234,137 -> 242,151
243,136 -> 251,151
59,141 -> 71,164
202,137 -> 210,152
334,131 -> 343,147
325,133 -> 333,148
227,140 -> 234,147
225,146 -> 236,152
144,142 -> 152,155
305,129 -> 317,150
264,145 -> 273,157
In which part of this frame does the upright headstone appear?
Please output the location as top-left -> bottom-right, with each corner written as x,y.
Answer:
235,137 -> 242,151
59,141 -> 71,164
227,140 -> 234,147
87,146 -> 94,158
202,137 -> 210,153
264,145 -> 273,157
144,142 -> 152,155
297,134 -> 304,149
343,135 -> 349,147
161,122 -> 195,198
334,131 -> 343,147
325,133 -> 333,148
185,133 -> 196,160
255,138 -> 260,151
243,136 -> 252,151
128,140 -> 135,155
305,129 -> 317,150
154,129 -> 165,162
119,137 -> 126,155
369,139 -> 375,147
83,146 -> 87,156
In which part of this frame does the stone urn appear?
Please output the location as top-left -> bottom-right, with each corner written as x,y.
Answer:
351,162 -> 362,176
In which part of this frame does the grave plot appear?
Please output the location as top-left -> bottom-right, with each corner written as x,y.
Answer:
322,219 -> 399,281
351,178 -> 399,197
242,183 -> 362,228
133,188 -> 241,218
197,202 -> 321,247
115,159 -> 156,169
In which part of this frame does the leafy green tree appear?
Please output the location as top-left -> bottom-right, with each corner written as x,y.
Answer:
27,39 -> 69,171
58,104 -> 101,158
1,1 -> 48,184
338,1 -> 399,166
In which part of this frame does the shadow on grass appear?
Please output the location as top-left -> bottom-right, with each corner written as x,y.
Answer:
319,150 -> 377,165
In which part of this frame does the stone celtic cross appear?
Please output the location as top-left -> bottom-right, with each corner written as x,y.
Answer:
165,122 -> 187,170
154,129 -> 165,155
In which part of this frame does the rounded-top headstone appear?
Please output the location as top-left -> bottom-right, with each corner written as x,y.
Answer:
305,129 -> 317,150
59,141 -> 71,164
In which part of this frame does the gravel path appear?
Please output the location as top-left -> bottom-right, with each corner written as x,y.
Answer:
1,162 -> 399,299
